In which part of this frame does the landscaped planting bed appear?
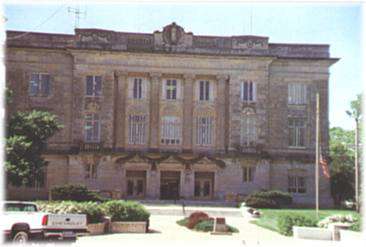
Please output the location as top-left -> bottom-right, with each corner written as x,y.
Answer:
37,200 -> 150,234
176,211 -> 239,233
250,209 -> 360,236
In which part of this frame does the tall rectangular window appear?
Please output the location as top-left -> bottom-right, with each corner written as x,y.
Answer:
241,81 -> 256,102
166,79 -> 177,100
128,115 -> 147,144
161,116 -> 181,145
242,166 -> 255,182
199,80 -> 210,101
85,164 -> 98,180
133,78 -> 143,99
86,75 -> 102,96
196,116 -> 214,145
289,118 -> 306,147
288,83 -> 307,105
84,113 -> 100,142
240,116 -> 257,146
288,176 -> 306,193
29,73 -> 50,96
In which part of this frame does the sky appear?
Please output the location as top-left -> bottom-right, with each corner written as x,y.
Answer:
2,2 -> 363,130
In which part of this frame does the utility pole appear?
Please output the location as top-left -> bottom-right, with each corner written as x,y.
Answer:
315,92 -> 320,219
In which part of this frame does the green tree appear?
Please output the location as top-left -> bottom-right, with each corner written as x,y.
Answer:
329,127 -> 355,206
6,110 -> 62,186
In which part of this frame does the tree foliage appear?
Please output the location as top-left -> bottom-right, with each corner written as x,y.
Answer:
5,110 -> 62,186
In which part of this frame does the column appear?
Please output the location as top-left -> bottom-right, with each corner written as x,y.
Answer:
114,71 -> 128,148
182,74 -> 195,151
149,73 -> 162,149
216,75 -> 229,152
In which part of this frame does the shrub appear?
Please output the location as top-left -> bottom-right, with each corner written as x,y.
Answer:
51,184 -> 108,202
278,214 -> 317,236
187,211 -> 209,229
102,200 -> 150,222
244,190 -> 292,208
194,219 -> 214,232
317,214 -> 358,228
37,201 -> 105,223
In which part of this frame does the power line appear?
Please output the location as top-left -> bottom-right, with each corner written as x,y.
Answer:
7,4 -> 66,40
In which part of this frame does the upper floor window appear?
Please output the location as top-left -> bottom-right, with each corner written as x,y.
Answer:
84,113 -> 100,143
289,118 -> 305,147
288,175 -> 306,193
241,81 -> 256,102
165,79 -> 177,100
133,78 -> 143,99
161,116 -> 181,145
86,75 -> 102,96
128,115 -> 147,145
288,83 -> 307,105
29,73 -> 50,97
199,80 -> 210,101
240,115 -> 257,146
196,116 -> 214,145
242,166 -> 255,183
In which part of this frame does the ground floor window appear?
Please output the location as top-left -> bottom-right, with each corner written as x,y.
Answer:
85,163 -> 98,180
288,176 -> 306,193
242,166 -> 255,183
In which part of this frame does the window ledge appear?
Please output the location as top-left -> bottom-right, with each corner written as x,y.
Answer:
288,146 -> 307,150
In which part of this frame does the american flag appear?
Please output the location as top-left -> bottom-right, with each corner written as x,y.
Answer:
319,147 -> 330,179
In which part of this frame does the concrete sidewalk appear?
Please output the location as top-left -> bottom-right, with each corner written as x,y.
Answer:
143,204 -> 242,217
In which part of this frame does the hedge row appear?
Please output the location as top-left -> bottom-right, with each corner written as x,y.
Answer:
244,190 -> 293,208
37,200 -> 150,224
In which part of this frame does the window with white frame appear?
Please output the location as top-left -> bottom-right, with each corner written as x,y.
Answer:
29,73 -> 51,96
242,166 -> 255,182
161,116 -> 181,145
288,118 -> 306,147
288,175 -> 306,193
199,80 -> 210,101
128,115 -> 147,144
85,163 -> 98,180
241,80 -> 256,102
240,115 -> 257,146
165,79 -> 177,100
84,113 -> 100,143
86,75 -> 102,96
133,78 -> 143,99
288,83 -> 307,105
196,116 -> 214,145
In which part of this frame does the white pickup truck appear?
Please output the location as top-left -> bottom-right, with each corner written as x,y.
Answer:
2,201 -> 88,243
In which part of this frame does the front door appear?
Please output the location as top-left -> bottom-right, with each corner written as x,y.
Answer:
126,170 -> 146,198
194,172 -> 214,200
160,171 -> 180,200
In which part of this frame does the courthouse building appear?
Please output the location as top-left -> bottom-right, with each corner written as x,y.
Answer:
6,23 -> 338,206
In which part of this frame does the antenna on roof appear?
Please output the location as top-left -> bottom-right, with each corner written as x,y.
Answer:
68,6 -> 86,29
250,7 -> 253,35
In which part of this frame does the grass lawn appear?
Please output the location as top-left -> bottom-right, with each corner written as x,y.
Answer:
251,208 -> 360,233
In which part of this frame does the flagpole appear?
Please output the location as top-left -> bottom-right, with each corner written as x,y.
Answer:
315,92 -> 320,219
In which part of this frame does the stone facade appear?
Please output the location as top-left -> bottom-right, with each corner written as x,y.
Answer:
6,23 -> 338,206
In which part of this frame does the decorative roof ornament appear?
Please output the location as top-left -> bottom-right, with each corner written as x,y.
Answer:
162,22 -> 184,45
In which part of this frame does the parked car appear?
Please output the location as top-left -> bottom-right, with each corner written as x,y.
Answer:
1,201 -> 88,243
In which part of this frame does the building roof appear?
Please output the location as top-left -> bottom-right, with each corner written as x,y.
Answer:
6,22 -> 336,60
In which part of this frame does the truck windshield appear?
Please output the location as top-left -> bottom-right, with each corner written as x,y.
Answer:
5,203 -> 38,212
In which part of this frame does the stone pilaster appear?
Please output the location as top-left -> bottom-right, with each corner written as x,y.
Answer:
228,75 -> 241,150
216,75 -> 229,152
115,71 -> 128,148
182,74 -> 195,151
181,168 -> 194,199
149,72 -> 162,149
146,167 -> 160,199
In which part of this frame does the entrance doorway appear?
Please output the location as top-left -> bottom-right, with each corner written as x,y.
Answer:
194,172 -> 214,200
160,171 -> 180,200
126,170 -> 146,198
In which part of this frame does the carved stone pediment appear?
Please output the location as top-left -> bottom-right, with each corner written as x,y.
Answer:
154,22 -> 193,48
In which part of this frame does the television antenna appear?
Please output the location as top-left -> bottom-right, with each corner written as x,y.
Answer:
68,6 -> 86,29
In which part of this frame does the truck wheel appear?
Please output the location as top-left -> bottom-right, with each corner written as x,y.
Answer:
12,231 -> 29,243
